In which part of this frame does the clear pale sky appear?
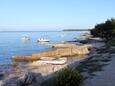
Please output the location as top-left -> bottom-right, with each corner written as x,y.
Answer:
0,0 -> 115,31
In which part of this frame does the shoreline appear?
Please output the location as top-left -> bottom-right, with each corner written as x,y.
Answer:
0,32 -> 99,86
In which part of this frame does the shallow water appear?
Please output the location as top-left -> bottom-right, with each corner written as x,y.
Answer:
0,31 -> 84,70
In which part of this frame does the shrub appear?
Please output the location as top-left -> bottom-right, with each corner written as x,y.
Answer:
91,18 -> 115,40
55,67 -> 83,86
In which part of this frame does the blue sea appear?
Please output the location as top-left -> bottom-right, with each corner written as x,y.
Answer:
0,31 -> 83,71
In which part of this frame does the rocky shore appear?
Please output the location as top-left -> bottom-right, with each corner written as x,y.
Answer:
0,33 -> 105,86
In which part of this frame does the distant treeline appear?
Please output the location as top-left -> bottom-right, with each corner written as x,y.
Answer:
63,29 -> 91,31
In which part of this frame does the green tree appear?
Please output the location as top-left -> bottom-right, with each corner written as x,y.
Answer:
91,18 -> 115,40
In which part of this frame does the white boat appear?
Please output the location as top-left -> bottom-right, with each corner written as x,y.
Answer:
21,36 -> 30,40
37,38 -> 49,42
38,57 -> 67,65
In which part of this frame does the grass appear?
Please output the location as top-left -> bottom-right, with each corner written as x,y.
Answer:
41,67 -> 84,86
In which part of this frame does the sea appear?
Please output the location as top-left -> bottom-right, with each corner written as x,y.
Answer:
0,31 -> 85,71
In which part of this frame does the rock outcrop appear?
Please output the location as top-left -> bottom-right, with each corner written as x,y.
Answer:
33,46 -> 89,57
52,44 -> 92,49
17,72 -> 44,86
12,44 -> 90,61
52,44 -> 80,48
2,72 -> 44,86
12,56 -> 36,61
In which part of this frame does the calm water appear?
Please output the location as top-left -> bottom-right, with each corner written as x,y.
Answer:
0,31 -> 83,70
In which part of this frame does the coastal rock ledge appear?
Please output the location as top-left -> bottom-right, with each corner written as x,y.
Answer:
12,44 -> 90,61
1,72 -> 44,86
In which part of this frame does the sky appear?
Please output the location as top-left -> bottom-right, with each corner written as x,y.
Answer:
0,0 -> 115,31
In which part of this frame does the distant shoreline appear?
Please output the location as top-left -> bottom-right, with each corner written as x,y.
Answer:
0,31 -> 62,32
63,29 -> 91,31
0,29 -> 91,32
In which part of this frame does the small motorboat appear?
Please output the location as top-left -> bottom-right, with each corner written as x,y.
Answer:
21,36 -> 30,40
37,38 -> 49,42
37,57 -> 67,65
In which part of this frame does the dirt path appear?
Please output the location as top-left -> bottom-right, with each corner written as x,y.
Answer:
83,54 -> 115,86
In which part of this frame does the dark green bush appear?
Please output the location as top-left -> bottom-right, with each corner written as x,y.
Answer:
91,18 -> 115,40
55,68 -> 83,86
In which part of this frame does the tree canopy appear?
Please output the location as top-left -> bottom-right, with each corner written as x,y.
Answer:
91,18 -> 115,40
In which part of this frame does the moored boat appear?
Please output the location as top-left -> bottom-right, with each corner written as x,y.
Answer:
37,38 -> 49,42
21,36 -> 30,40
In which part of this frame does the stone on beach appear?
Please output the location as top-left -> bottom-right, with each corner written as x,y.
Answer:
3,72 -> 44,86
17,72 -> 44,86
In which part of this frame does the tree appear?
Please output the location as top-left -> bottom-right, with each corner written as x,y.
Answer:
91,18 -> 115,40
